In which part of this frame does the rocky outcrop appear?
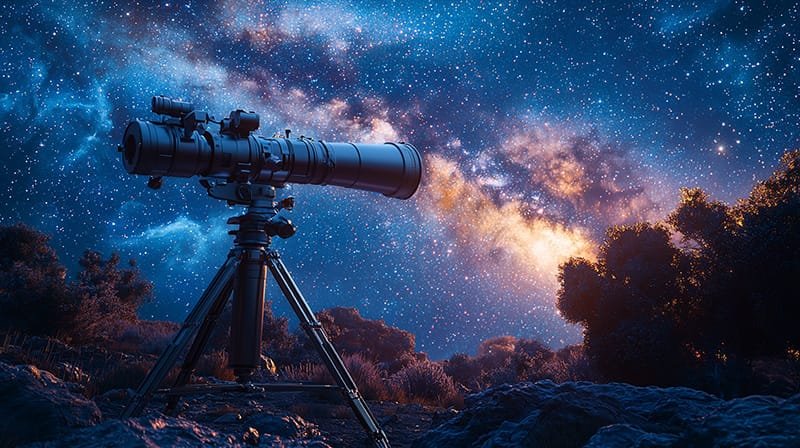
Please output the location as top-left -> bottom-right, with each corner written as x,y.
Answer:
25,414 -> 334,447
9,353 -> 797,448
25,416 -> 237,447
0,362 -> 101,446
414,380 -> 800,448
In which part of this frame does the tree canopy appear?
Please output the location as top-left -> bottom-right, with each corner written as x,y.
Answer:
557,150 -> 800,392
0,223 -> 153,343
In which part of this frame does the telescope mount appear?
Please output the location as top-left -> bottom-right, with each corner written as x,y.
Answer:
121,180 -> 391,448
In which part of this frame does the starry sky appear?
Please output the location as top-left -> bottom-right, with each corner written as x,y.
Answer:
1,1 -> 798,359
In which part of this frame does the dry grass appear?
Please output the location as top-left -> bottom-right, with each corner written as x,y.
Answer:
195,349 -> 236,381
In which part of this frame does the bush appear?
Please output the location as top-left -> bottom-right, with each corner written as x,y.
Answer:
66,251 -> 153,344
444,337 -> 596,390
261,305 -> 298,366
342,354 -> 388,400
443,353 -> 483,390
195,349 -> 235,381
107,320 -> 178,355
389,360 -> 460,407
0,225 -> 154,346
280,355 -> 388,401
89,359 -> 154,396
311,307 -> 416,365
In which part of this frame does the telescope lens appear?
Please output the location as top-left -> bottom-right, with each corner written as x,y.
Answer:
124,134 -> 138,167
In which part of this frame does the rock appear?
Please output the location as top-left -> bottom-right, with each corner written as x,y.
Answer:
0,362 -> 101,446
97,387 -> 131,402
25,415 -> 239,447
213,412 -> 243,424
414,380 -> 800,448
584,424 -> 679,447
243,426 -> 260,445
245,413 -> 320,439
256,435 -> 333,447
261,355 -> 277,375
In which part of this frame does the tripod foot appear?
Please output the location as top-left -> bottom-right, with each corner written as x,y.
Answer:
373,432 -> 391,448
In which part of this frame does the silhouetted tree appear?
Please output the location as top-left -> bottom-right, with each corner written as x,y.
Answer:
0,224 -> 68,335
66,251 -> 153,343
557,150 -> 800,394
0,224 -> 154,344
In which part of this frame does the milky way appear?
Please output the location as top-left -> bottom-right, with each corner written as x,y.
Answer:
1,1 -> 798,358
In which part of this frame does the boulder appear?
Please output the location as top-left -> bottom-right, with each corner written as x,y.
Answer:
0,362 -> 101,446
25,416 -> 238,447
414,380 -> 800,448
245,413 -> 320,439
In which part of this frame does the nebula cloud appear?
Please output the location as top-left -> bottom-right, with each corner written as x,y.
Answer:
420,154 -> 596,294
500,124 -> 659,224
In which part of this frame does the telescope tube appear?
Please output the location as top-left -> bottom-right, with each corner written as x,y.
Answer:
122,119 -> 422,199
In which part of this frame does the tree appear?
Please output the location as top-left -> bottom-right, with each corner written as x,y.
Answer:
66,251 -> 153,343
0,224 -> 68,335
556,150 -> 800,391
727,151 -> 800,356
557,223 -> 688,385
0,224 -> 154,344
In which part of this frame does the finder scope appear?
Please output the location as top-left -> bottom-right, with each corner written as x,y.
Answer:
120,96 -> 422,199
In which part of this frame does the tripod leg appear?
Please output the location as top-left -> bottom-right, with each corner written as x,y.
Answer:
164,273 -> 235,415
266,252 -> 390,448
121,255 -> 238,418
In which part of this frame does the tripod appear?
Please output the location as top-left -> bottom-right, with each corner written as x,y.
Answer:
121,180 -> 390,448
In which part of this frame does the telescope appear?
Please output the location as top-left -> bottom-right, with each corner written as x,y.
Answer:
120,96 -> 422,199
118,97 -> 421,448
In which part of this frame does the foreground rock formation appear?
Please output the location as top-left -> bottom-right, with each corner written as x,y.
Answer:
414,380 -> 800,448
0,362 -> 101,446
2,359 -> 798,447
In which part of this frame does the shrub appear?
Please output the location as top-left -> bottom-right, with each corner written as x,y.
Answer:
65,251 -> 153,344
261,305 -> 298,366
443,353 -> 482,390
444,336 -> 580,390
107,320 -> 178,355
389,360 -> 460,407
341,354 -> 388,400
280,355 -> 388,401
89,359 -> 154,396
311,307 -> 416,365
195,349 -> 235,381
0,225 -> 155,346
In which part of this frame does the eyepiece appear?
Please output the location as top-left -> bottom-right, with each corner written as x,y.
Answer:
231,110 -> 260,133
152,95 -> 194,117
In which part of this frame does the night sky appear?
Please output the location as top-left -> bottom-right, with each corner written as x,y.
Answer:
1,1 -> 798,359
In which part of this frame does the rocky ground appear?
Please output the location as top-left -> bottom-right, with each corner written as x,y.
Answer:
0,360 -> 449,447
2,359 -> 799,447
413,380 -> 800,448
